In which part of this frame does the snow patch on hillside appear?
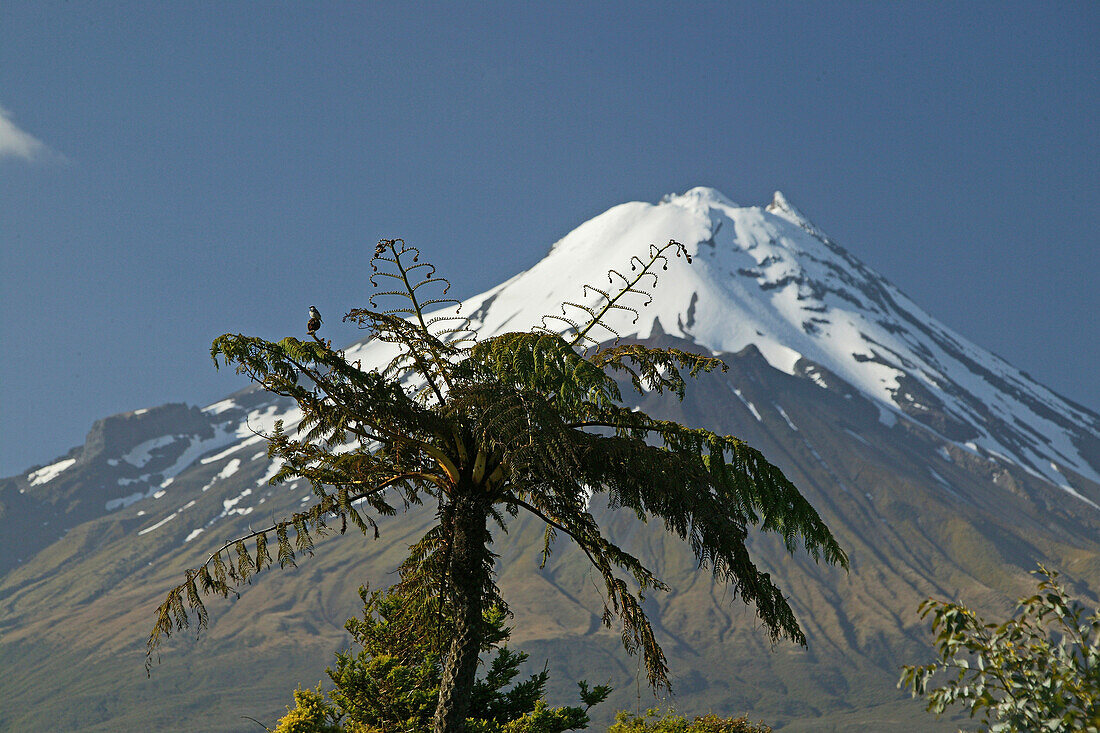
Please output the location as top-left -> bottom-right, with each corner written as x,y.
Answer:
775,405 -> 799,432
221,488 -> 254,517
27,458 -> 76,486
123,436 -> 179,467
138,512 -> 177,536
728,385 -> 762,422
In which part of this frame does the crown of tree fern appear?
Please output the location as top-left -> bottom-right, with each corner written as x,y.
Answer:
148,238 -> 847,733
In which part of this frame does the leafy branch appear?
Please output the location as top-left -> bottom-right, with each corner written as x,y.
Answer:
899,564 -> 1100,731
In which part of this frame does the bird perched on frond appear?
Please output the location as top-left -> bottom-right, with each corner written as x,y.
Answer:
307,305 -> 322,335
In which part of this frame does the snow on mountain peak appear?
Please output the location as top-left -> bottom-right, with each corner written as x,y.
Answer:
765,190 -> 819,234
344,187 -> 1100,506
663,186 -> 739,208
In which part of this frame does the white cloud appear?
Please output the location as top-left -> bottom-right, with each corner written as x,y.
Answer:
0,105 -> 55,162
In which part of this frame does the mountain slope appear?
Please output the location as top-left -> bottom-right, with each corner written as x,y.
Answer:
2,188 -> 1098,731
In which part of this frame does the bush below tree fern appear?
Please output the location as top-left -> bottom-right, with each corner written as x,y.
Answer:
271,585 -> 610,733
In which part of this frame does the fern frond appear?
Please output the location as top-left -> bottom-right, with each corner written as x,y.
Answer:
530,240 -> 691,349
537,312 -> 582,335
567,240 -> 690,348
470,332 -> 622,412
591,342 -> 727,398
276,524 -> 296,568
557,299 -> 621,345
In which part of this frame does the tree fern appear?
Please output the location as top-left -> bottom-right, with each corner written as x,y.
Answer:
148,238 -> 847,733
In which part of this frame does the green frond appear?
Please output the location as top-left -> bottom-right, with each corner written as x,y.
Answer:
470,331 -> 622,412
591,342 -> 727,398
147,479 -> 420,666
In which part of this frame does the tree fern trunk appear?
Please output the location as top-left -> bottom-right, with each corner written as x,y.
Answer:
432,490 -> 490,733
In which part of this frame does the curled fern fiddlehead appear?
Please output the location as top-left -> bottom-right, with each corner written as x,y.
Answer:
538,239 -> 691,349
345,239 -> 476,402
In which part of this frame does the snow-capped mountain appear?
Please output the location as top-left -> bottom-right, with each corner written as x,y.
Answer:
343,186 -> 1099,507
21,185 -> 1095,540
4,187 -> 1100,732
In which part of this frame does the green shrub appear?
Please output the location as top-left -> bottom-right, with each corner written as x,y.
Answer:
272,585 -> 609,733
273,685 -> 342,733
899,564 -> 1100,732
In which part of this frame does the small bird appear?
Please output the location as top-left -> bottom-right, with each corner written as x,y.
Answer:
307,305 -> 323,335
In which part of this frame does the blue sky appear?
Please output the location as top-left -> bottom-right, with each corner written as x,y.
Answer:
1,2 -> 1097,475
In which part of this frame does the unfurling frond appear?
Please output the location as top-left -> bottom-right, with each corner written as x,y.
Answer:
537,240 -> 691,348
352,239 -> 475,403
